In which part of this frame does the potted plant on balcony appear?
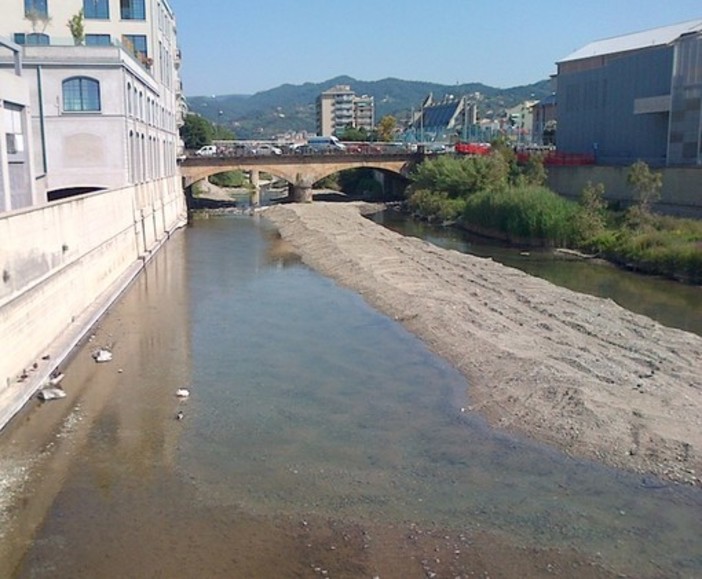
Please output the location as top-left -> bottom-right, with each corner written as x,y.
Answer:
67,9 -> 85,46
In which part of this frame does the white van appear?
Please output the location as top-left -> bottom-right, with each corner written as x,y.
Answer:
195,145 -> 217,156
306,136 -> 347,152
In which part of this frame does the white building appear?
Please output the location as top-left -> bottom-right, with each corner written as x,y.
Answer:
0,0 -> 184,205
0,39 -> 38,211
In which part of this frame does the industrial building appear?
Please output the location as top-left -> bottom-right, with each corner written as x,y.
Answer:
406,94 -> 477,143
555,18 -> 702,166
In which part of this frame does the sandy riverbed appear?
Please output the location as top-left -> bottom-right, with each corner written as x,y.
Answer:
262,202 -> 702,486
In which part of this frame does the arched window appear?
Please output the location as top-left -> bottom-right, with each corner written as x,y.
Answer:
62,77 -> 101,112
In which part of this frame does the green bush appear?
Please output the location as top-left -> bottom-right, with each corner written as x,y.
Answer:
462,185 -> 580,245
209,171 -> 248,188
410,154 -> 508,199
408,189 -> 466,222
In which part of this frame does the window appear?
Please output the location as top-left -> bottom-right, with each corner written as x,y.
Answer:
120,0 -> 145,20
122,34 -> 148,59
4,104 -> 25,155
126,82 -> 132,116
84,0 -> 109,19
27,33 -> 50,45
62,77 -> 101,112
85,34 -> 111,46
14,33 -> 50,45
123,34 -> 153,68
24,0 -> 47,18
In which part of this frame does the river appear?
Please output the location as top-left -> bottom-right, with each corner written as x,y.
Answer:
0,212 -> 701,578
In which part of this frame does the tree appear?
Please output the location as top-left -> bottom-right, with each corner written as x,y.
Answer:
337,125 -> 369,142
376,115 -> 397,142
26,9 -> 51,33
577,181 -> 607,241
67,9 -> 85,45
627,160 -> 662,214
543,120 -> 556,146
521,153 -> 547,187
212,124 -> 235,140
180,113 -> 214,150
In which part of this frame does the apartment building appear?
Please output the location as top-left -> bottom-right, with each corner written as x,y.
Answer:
316,84 -> 375,136
0,0 -> 185,206
353,94 -> 375,133
555,18 -> 702,166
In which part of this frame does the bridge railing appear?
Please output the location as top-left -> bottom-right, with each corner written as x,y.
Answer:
185,141 -> 420,159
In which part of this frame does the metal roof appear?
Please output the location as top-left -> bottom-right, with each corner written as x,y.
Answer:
558,18 -> 702,63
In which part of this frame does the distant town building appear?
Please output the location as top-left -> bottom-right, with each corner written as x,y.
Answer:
555,18 -> 702,166
532,93 -> 557,146
503,101 -> 539,145
406,94 -> 476,143
0,0 -> 185,205
316,85 -> 375,136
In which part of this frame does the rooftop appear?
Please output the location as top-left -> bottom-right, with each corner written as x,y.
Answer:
558,18 -> 702,63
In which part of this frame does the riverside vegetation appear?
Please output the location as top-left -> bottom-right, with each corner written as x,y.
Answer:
406,144 -> 702,284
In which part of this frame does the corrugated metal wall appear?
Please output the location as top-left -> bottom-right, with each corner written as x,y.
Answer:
557,46 -> 673,165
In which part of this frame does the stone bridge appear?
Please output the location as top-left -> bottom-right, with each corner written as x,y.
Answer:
179,152 -> 421,202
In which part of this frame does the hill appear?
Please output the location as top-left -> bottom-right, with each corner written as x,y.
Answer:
187,76 -> 552,139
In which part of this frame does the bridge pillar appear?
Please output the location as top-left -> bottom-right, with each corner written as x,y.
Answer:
292,174 -> 314,203
292,184 -> 313,203
250,170 -> 260,207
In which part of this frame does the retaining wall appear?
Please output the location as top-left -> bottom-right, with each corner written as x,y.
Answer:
0,175 -> 187,431
547,166 -> 702,218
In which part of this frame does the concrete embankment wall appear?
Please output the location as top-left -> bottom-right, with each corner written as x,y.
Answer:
547,166 -> 702,218
0,176 -> 187,431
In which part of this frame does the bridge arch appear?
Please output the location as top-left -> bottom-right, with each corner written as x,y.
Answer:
180,154 -> 420,202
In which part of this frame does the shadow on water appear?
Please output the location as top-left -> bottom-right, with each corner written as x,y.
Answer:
3,214 -> 701,578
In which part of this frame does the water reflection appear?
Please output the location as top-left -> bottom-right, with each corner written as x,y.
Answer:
372,210 -> 702,336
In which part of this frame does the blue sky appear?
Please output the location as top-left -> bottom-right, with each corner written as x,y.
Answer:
168,0 -> 702,97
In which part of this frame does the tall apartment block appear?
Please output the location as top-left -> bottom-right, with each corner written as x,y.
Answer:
0,0 -> 185,208
316,84 -> 375,136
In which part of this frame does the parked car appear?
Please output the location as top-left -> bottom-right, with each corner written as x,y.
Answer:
223,143 -> 254,156
195,145 -> 217,156
255,144 -> 282,156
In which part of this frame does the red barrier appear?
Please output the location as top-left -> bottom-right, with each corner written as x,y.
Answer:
517,150 -> 596,166
455,142 -> 492,156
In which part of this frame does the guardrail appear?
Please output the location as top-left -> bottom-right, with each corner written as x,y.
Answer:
185,143 -> 420,159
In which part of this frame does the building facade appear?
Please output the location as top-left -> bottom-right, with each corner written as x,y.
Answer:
0,0 -> 185,205
0,39 -> 38,211
316,84 -> 374,136
407,94 -> 476,143
555,19 -> 702,166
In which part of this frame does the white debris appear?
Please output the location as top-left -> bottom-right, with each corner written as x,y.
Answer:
47,372 -> 64,386
175,388 -> 190,398
38,387 -> 67,401
92,348 -> 113,363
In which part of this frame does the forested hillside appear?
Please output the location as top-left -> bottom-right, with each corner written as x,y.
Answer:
187,75 -> 552,139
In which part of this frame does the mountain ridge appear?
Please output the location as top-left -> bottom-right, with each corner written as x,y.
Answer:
187,76 -> 552,139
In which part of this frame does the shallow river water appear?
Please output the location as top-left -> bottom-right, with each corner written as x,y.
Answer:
1,213 -> 701,578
